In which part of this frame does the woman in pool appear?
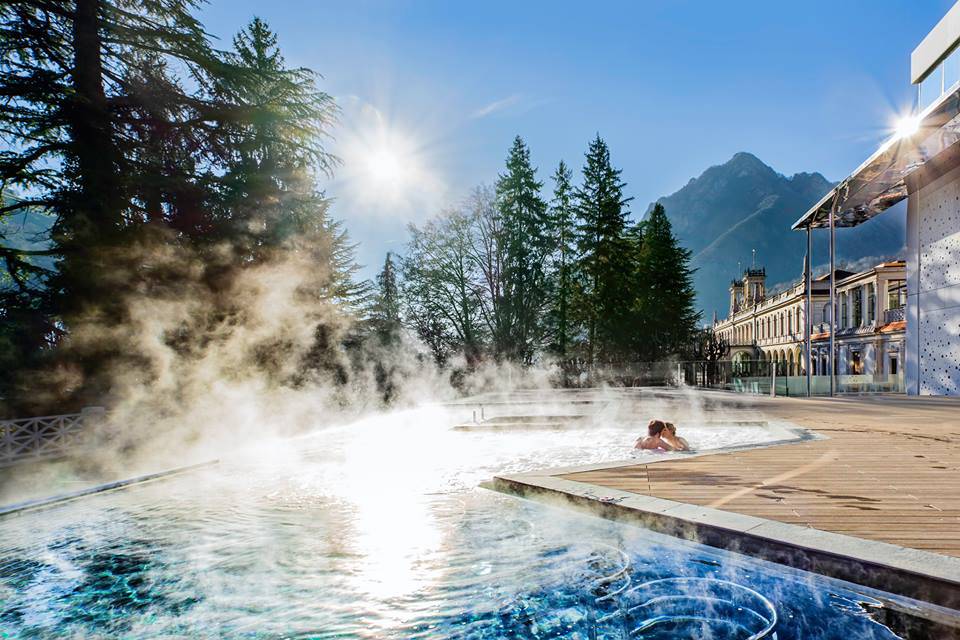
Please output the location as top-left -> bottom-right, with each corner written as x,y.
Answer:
635,419 -> 673,451
661,422 -> 691,451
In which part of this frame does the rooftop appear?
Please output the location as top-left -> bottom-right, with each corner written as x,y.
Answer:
792,76 -> 960,230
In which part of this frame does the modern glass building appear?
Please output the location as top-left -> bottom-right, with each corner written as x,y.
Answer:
792,2 -> 960,396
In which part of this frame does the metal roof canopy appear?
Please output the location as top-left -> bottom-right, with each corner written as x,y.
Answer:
792,83 -> 960,230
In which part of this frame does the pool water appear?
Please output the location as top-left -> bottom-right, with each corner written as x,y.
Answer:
0,392 -> 927,638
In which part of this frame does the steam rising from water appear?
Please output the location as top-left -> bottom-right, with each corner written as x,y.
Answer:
0,397 -> 909,638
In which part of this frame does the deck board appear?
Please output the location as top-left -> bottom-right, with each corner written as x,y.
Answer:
559,394 -> 960,558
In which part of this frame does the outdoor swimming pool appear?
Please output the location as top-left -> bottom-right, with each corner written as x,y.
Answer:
0,391 -> 934,638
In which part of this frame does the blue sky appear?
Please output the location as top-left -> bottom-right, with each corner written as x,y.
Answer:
198,0 -> 954,279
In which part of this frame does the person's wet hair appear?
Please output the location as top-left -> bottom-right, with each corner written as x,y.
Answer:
664,422 -> 677,434
648,419 -> 666,436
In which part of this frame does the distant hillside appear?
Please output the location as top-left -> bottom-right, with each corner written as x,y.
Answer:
646,152 -> 906,319
0,203 -> 56,277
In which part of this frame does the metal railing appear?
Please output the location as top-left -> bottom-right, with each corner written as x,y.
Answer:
0,407 -> 105,467
884,306 -> 905,323
676,359 -> 904,396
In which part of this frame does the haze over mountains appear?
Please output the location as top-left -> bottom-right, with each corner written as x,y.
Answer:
647,152 -> 906,321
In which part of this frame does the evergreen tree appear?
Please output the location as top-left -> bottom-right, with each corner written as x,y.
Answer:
495,136 -> 548,363
211,17 -> 338,260
636,203 -> 701,359
371,252 -> 401,340
545,160 -> 576,358
0,0 -> 221,406
0,6 -> 356,410
573,135 -> 634,364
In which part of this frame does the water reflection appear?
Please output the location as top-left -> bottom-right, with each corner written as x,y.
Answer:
0,393 -> 922,637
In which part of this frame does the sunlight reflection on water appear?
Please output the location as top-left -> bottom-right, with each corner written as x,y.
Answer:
0,391 -> 904,638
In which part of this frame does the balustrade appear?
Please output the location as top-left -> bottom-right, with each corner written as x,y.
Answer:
0,407 -> 105,467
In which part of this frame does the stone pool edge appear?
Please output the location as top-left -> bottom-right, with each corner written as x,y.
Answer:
487,444 -> 960,612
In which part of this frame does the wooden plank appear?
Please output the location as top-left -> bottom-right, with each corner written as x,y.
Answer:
557,394 -> 960,558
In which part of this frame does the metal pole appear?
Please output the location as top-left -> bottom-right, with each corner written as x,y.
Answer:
829,193 -> 837,397
806,226 -> 812,397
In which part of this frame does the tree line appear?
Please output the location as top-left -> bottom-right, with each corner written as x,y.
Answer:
380,135 -> 701,372
1,2 -> 701,415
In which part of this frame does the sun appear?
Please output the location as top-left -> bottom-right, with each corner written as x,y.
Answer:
340,120 -> 421,203
332,99 -> 446,219
365,146 -> 407,190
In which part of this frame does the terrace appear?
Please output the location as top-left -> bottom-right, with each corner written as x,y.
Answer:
494,391 -> 960,617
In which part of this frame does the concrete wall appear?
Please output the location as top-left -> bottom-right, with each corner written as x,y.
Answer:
906,163 -> 960,395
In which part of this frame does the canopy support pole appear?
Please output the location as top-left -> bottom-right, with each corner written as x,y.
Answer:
806,226 -> 812,397
829,192 -> 838,397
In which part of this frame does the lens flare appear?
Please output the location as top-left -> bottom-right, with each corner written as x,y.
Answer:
894,113 -> 920,140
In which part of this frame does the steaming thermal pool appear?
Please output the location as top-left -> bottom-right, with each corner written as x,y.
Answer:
0,390 -> 928,637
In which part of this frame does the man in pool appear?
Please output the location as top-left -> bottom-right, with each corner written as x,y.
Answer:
635,419 -> 673,451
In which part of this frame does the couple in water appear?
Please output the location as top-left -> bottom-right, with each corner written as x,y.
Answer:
634,419 -> 690,452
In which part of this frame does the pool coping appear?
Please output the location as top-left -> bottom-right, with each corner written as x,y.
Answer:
0,459 -> 219,518
487,425 -> 960,612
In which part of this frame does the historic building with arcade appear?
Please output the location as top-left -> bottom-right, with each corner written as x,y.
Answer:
713,262 -> 906,381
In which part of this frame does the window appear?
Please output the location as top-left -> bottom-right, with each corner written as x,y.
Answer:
887,280 -> 906,310
822,303 -> 830,324
853,288 -> 863,327
889,356 -> 898,376
867,283 -> 876,324
840,294 -> 848,329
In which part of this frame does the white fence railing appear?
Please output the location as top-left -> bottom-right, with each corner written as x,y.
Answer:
0,407 -> 105,467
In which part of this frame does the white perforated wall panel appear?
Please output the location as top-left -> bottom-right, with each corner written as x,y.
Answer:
915,168 -> 960,395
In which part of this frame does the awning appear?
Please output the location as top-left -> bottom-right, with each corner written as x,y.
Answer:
792,83 -> 960,230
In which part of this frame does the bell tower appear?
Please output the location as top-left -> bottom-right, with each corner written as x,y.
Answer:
729,278 -> 742,315
743,267 -> 766,305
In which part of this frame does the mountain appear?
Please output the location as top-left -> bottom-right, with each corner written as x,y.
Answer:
646,152 -> 906,320
0,202 -> 56,280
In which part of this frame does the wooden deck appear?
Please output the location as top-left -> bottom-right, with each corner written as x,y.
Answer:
561,394 -> 960,558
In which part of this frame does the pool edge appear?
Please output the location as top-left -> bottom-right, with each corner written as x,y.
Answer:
486,470 -> 960,612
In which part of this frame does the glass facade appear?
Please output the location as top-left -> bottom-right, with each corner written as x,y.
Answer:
919,44 -> 960,112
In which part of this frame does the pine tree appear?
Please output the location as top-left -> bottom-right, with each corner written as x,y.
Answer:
211,17 -> 338,260
573,135 -> 634,364
545,160 -> 576,358
495,136 -> 548,363
371,252 -> 401,341
0,0 -> 221,406
0,6 -> 356,409
636,203 -> 701,359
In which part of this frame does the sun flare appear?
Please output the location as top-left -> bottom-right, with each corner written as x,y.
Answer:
365,145 -> 407,190
332,99 -> 446,218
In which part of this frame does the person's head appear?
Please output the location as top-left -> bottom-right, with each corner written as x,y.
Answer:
664,422 -> 677,436
647,419 -> 666,436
